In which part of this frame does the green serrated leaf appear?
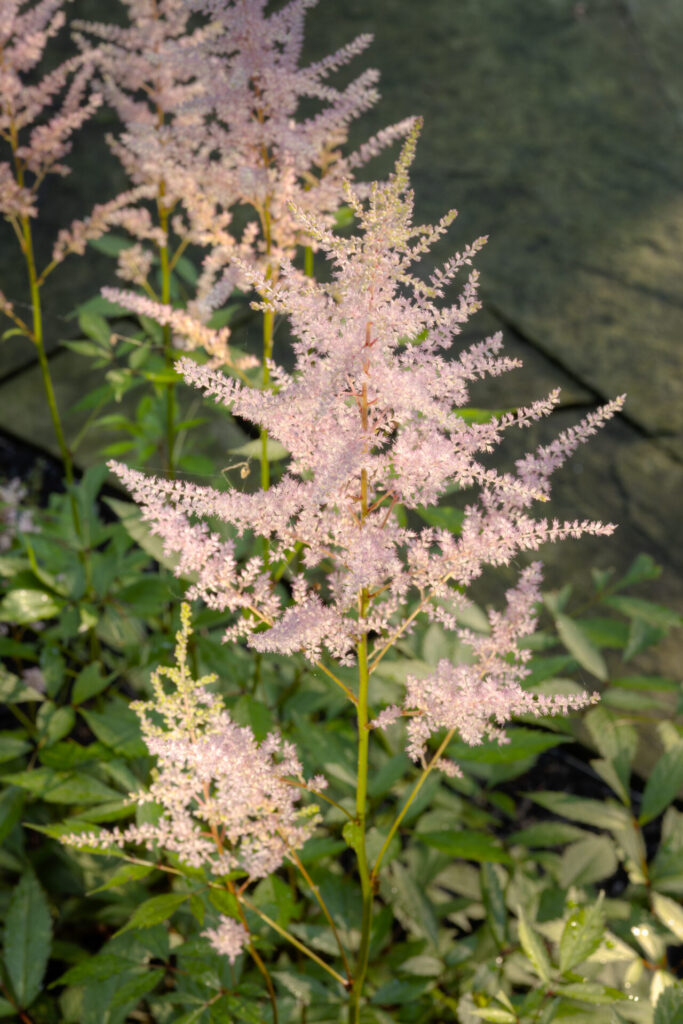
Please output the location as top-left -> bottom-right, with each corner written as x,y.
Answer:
557,981 -> 627,1004
80,700 -> 146,757
56,953 -> 135,986
89,862 -> 156,894
615,553 -> 662,589
382,861 -> 439,948
559,894 -> 605,972
553,613 -> 608,680
103,497 -> 179,571
110,969 -> 163,1009
0,734 -> 31,764
640,744 -> 683,825
528,792 -> 630,830
654,985 -> 683,1024
517,904 -> 552,982
0,588 -> 63,624
508,822 -> 588,847
0,669 -> 44,703
449,727 -> 572,765
652,893 -> 683,943
0,786 -> 24,844
72,664 -> 111,705
419,830 -> 512,864
1,767 -> 121,804
560,835 -> 618,888
604,596 -> 681,630
481,863 -> 507,946
36,702 -> 75,748
4,870 -> 52,1008
471,1010 -> 517,1023
116,892 -> 190,934
230,693 -> 275,741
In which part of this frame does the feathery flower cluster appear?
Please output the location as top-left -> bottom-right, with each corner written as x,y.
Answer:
62,605 -> 321,878
202,917 -> 250,965
75,0 -> 414,357
373,563 -> 599,767
111,128 -> 624,769
0,1 -> 101,224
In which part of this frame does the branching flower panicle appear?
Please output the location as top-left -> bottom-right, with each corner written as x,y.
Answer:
111,126 -> 624,773
63,604 -> 321,879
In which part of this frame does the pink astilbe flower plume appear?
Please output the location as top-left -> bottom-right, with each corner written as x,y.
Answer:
111,126 -> 624,769
76,0 -> 414,366
63,604 -> 321,879
0,0 -> 101,226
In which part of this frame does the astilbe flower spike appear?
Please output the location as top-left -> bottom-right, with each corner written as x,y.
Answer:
0,1 -> 102,223
110,126 -> 624,773
63,604 -> 322,880
75,0 -> 414,370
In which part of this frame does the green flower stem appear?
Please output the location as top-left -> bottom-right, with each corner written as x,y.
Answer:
259,196 -> 275,564
19,210 -> 90,578
349,600 -> 373,1024
228,879 -> 279,1024
288,847 -> 353,981
271,540 -> 305,582
371,728 -> 455,881
240,895 -> 348,987
20,215 -> 74,488
248,940 -> 279,1024
157,185 -> 176,480
260,300 -> 274,567
304,244 -> 314,278
315,659 -> 358,705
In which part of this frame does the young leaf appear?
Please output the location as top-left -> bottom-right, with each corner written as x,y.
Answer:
559,894 -> 605,972
517,904 -> 552,982
4,870 -> 52,1008
116,892 -> 190,934
89,862 -> 156,894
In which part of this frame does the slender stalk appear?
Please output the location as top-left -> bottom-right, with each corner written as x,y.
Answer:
247,940 -> 279,1024
288,847 -> 353,981
20,215 -> 74,487
240,895 -> 348,986
349,363 -> 373,1022
304,244 -> 314,278
259,206 -> 275,564
370,729 -> 455,880
282,776 -> 354,820
349,600 -> 373,1024
315,659 -> 358,705
156,183 -> 176,479
229,879 -> 278,1024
